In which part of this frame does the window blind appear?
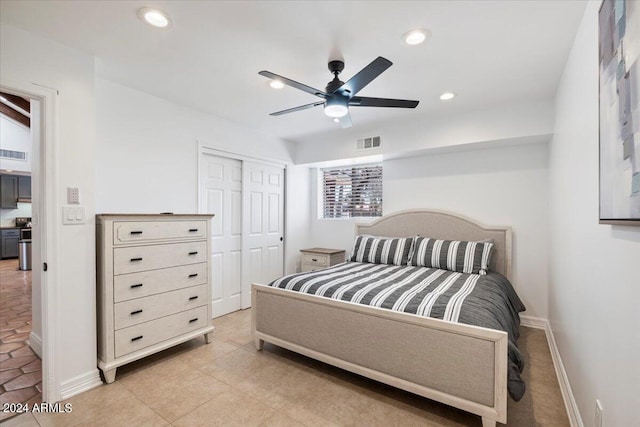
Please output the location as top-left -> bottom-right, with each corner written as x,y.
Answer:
322,165 -> 382,218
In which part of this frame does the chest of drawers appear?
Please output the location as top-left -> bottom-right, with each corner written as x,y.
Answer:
96,214 -> 214,383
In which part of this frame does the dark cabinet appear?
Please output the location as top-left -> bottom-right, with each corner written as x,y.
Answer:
0,229 -> 20,259
0,174 -> 31,208
0,175 -> 18,209
18,176 -> 31,200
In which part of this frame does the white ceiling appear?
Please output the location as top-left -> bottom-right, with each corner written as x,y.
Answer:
0,0 -> 586,143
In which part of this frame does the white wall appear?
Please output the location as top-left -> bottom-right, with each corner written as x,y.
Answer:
95,78 -> 307,274
549,2 -> 640,426
0,114 -> 31,172
308,142 -> 550,318
294,99 -> 554,165
1,24 -> 98,396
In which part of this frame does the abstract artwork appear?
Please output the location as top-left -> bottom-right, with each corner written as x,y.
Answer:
599,0 -> 640,225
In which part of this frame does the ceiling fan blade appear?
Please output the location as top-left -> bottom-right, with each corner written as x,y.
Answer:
338,112 -> 352,128
350,96 -> 419,108
335,57 -> 392,96
259,71 -> 328,98
270,101 -> 324,116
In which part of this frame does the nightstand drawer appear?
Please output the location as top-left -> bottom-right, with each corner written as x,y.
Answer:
114,263 -> 207,303
302,253 -> 330,267
114,284 -> 207,330
113,241 -> 207,275
114,305 -> 208,358
113,220 -> 207,244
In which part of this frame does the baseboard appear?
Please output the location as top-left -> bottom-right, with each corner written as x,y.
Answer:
540,319 -> 584,427
59,369 -> 103,400
519,315 -> 546,329
27,331 -> 42,358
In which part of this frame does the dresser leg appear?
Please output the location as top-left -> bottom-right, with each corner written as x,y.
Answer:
255,338 -> 264,351
103,368 -> 116,384
204,331 -> 213,344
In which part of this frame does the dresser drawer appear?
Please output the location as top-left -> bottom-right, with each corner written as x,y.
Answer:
114,306 -> 208,358
114,263 -> 207,303
114,241 -> 207,275
114,284 -> 207,330
113,220 -> 207,245
302,253 -> 330,267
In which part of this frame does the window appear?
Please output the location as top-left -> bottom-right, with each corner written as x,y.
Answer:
321,165 -> 383,218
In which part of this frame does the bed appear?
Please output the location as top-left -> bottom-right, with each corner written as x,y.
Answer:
251,209 -> 524,426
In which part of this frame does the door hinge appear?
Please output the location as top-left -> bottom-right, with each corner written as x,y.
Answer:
43,262 -> 48,271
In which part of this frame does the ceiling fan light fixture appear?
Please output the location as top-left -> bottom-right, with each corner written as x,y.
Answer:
324,99 -> 349,118
137,7 -> 172,28
269,80 -> 285,89
403,28 -> 430,46
439,91 -> 456,101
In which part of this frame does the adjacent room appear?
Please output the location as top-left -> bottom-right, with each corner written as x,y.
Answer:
0,1 -> 638,426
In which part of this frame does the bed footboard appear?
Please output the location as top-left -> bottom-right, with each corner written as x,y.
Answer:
252,284 -> 508,425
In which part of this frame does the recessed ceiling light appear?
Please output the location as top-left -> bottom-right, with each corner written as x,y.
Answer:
269,80 -> 284,89
137,7 -> 172,28
439,92 -> 456,101
402,28 -> 430,46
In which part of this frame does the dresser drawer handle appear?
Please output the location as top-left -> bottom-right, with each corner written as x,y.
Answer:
188,228 -> 199,232
130,257 -> 143,262
189,296 -> 198,301
188,251 -> 198,255
188,273 -> 198,278
131,335 -> 143,342
130,231 -> 143,235
130,309 -> 143,315
130,283 -> 143,289
189,318 -> 199,323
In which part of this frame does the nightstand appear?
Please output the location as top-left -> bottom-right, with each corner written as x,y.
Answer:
300,248 -> 346,272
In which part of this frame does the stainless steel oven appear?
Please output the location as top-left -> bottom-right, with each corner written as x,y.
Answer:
20,228 -> 31,240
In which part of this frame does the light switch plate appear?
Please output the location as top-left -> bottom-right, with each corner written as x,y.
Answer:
63,206 -> 86,225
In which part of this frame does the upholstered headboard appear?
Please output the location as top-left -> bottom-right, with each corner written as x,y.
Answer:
355,209 -> 512,280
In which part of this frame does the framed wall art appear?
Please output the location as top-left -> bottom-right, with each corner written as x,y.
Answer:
599,0 -> 640,225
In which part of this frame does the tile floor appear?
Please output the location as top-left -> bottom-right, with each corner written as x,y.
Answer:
0,259 -> 41,424
2,303 -> 569,426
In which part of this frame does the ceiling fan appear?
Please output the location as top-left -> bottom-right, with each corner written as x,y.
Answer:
259,56 -> 419,128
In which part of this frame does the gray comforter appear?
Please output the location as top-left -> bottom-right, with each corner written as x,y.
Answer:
269,262 -> 527,401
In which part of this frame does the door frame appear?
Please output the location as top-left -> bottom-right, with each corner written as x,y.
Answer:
0,80 -> 60,402
196,142 -> 287,310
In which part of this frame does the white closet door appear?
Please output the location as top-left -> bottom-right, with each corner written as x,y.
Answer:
200,154 -> 243,317
242,161 -> 285,308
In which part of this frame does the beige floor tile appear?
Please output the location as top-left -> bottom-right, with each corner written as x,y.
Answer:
172,388 -> 275,427
120,367 -> 230,422
234,361 -> 324,410
198,347 -> 277,385
0,412 -> 40,426
32,382 -> 168,427
176,338 -> 241,369
258,411 -> 305,426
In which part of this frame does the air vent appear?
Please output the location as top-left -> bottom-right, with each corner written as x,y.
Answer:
356,136 -> 381,151
0,149 -> 27,161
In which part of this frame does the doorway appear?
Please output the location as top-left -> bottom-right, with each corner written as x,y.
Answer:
0,82 -> 58,405
198,147 -> 285,317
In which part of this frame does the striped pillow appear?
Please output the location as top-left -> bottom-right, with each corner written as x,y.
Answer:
408,237 -> 493,275
349,235 -> 414,266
